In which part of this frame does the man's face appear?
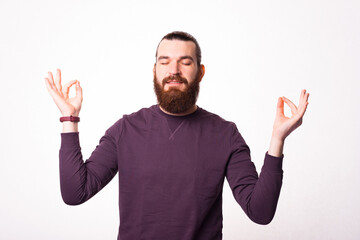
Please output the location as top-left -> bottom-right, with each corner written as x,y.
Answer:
153,39 -> 204,114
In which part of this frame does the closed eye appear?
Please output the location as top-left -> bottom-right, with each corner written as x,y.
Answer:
179,56 -> 194,66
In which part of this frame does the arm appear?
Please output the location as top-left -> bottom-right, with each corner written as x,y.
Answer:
226,125 -> 283,225
226,89 -> 310,224
45,69 -> 118,205
59,128 -> 118,205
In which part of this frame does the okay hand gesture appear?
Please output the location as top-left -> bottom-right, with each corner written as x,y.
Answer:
272,89 -> 310,141
44,69 -> 83,117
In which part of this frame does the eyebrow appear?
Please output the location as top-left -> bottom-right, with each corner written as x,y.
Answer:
157,56 -> 194,62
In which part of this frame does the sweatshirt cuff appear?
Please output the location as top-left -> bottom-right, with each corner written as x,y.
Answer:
60,132 -> 80,149
263,151 -> 284,172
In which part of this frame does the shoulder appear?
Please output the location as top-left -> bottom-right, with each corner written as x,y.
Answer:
195,107 -> 246,149
104,105 -> 156,137
122,105 -> 157,124
199,108 -> 248,150
197,107 -> 237,131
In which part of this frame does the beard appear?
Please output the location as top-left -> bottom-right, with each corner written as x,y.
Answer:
153,71 -> 201,114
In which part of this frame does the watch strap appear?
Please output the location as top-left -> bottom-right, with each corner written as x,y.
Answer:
60,115 -> 80,122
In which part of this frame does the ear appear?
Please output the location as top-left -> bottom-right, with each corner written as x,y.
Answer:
153,64 -> 156,76
198,64 -> 205,82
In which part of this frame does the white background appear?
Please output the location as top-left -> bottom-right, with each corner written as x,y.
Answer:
1,0 -> 359,239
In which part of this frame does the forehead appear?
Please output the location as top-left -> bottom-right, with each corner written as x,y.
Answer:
157,39 -> 196,59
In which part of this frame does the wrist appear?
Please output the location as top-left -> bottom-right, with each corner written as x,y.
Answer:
268,136 -> 285,157
62,112 -> 79,117
62,121 -> 79,133
271,134 -> 285,143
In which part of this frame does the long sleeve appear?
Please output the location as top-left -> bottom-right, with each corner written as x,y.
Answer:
59,126 -> 119,205
225,123 -> 283,225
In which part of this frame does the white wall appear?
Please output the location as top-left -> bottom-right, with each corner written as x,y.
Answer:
1,0 -> 359,239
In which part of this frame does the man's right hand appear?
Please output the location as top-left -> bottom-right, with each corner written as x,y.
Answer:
44,69 -> 83,117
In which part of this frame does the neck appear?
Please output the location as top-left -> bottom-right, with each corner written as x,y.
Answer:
159,105 -> 197,116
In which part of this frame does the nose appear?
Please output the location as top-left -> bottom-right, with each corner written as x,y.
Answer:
168,61 -> 180,75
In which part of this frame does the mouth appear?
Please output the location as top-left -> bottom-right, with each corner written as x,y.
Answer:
165,79 -> 184,85
162,75 -> 188,88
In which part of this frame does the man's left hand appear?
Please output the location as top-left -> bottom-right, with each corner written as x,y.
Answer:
272,89 -> 310,142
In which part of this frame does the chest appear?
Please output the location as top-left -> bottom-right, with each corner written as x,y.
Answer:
117,119 -> 230,199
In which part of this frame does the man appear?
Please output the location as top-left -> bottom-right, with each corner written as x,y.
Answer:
45,31 -> 309,240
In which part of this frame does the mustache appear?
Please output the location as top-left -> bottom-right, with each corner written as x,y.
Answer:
162,75 -> 188,85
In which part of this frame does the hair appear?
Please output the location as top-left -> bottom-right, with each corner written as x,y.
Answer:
155,31 -> 202,66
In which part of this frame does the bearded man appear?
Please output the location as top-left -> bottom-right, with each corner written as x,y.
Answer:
45,31 -> 310,240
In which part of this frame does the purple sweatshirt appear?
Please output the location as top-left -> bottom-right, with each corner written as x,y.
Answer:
59,105 -> 283,240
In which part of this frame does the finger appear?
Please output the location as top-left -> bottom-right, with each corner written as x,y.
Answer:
55,69 -> 62,93
75,81 -> 83,101
298,90 -> 309,108
299,89 -> 307,104
62,80 -> 78,99
276,97 -> 284,117
45,77 -> 64,105
44,77 -> 52,90
304,92 -> 310,103
48,71 -> 58,92
282,96 -> 298,115
44,78 -> 55,95
298,92 -> 310,116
